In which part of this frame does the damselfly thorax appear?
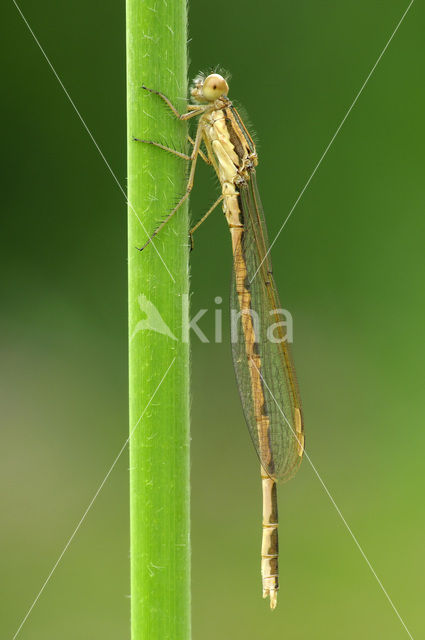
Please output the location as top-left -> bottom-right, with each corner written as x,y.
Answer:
192,94 -> 257,234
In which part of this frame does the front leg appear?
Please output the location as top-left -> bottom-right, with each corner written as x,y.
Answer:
142,84 -> 206,121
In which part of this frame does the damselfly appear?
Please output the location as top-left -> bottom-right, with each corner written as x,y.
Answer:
135,72 -> 304,609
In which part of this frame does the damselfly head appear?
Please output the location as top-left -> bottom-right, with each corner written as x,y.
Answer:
191,73 -> 229,103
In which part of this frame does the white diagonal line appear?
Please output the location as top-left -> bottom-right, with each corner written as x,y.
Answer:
11,0 -> 175,283
11,357 -> 176,640
250,0 -> 415,284
251,358 -> 414,639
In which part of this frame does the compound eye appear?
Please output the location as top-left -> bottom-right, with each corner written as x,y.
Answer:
202,74 -> 229,101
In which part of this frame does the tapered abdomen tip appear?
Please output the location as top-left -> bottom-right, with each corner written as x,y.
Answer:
263,587 -> 278,609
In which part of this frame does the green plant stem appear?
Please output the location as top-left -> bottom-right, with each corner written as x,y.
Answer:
126,2 -> 189,638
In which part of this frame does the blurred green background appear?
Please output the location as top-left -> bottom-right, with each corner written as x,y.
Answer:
1,1 -> 424,638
